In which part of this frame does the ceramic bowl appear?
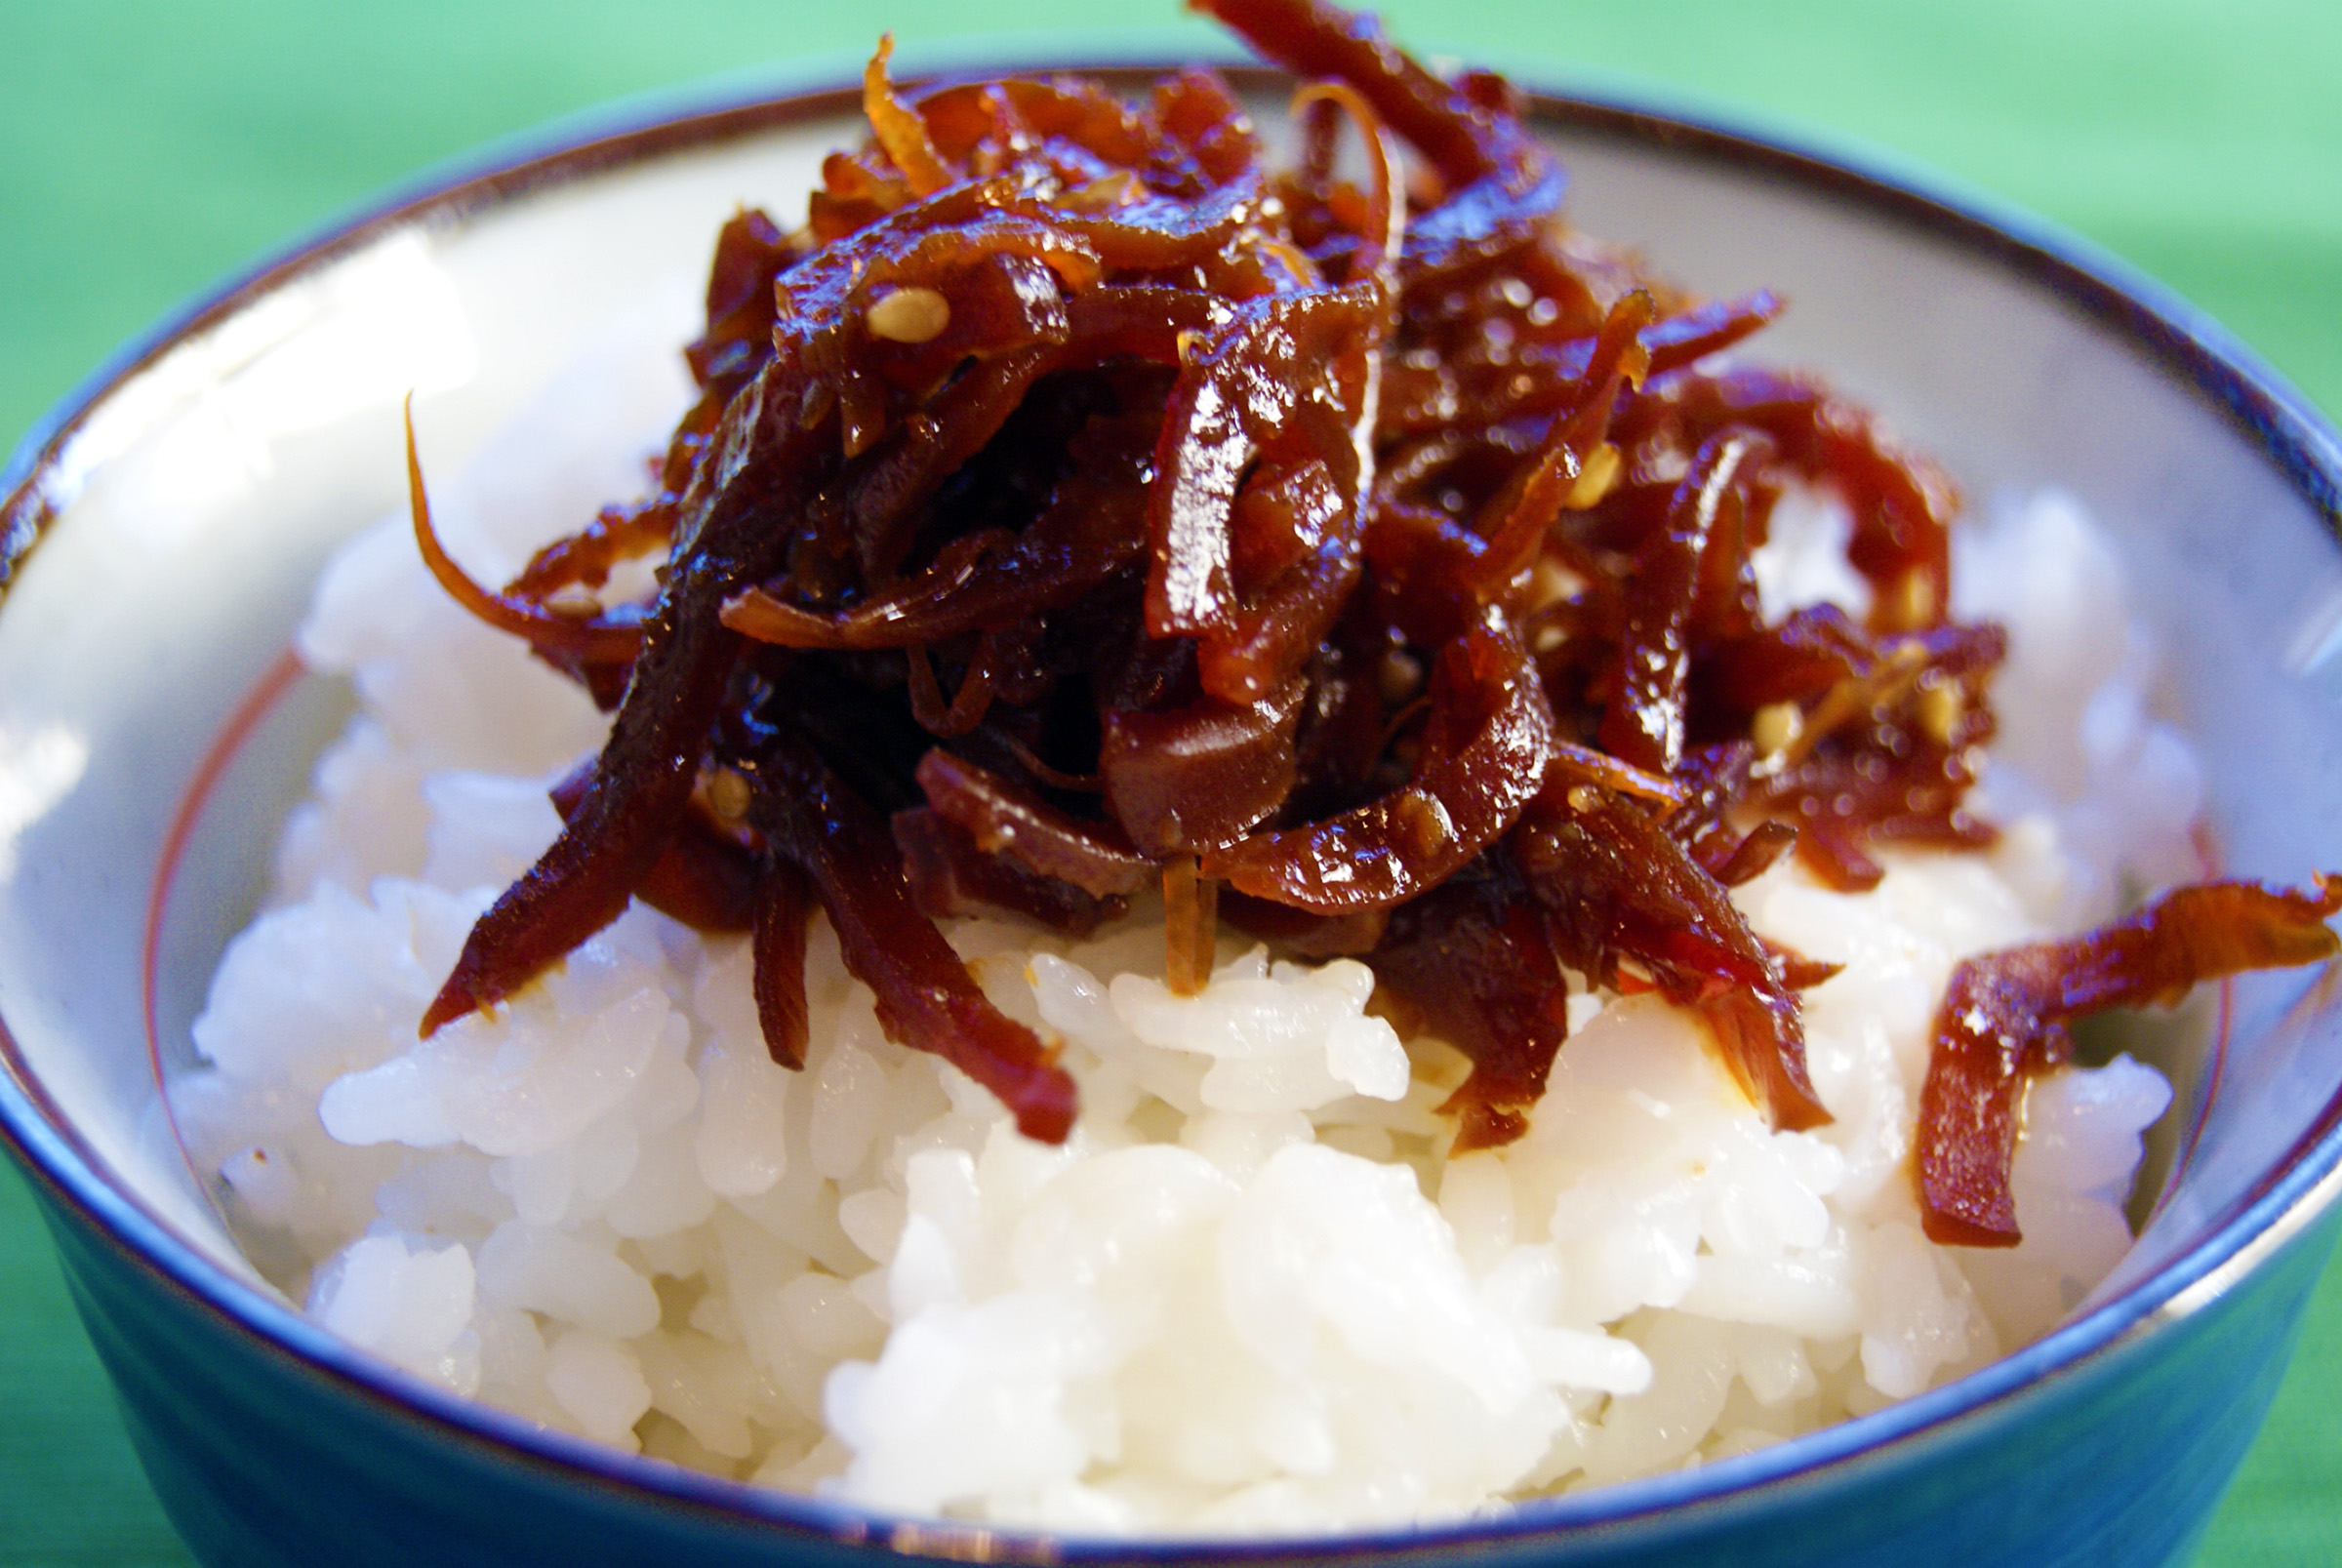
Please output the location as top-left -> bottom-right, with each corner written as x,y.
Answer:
5,56 -> 2342,1568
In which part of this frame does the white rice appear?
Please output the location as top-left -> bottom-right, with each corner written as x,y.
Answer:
167,341 -> 2206,1534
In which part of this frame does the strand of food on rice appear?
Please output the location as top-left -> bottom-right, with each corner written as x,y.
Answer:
400,0 -> 2337,1249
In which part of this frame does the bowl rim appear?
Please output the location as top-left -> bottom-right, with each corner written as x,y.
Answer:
5,45 -> 2342,1557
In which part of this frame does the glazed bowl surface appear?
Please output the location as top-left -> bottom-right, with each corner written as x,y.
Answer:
5,53 -> 2342,1568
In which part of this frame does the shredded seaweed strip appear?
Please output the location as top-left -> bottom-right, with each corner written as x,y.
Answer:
408,0 -> 2336,1243
1917,876 -> 2342,1246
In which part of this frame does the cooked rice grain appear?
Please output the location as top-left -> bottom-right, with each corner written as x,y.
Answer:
169,355 -> 2194,1534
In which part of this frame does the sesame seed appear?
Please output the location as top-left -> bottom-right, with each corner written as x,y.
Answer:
866,286 -> 952,344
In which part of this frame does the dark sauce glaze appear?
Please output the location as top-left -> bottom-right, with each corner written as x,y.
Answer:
388,0 -> 2335,1243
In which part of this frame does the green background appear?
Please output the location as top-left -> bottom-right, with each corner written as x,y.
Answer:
2,2 -> 2337,1562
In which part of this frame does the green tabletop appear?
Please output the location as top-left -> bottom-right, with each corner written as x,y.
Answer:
3,3 -> 2338,1563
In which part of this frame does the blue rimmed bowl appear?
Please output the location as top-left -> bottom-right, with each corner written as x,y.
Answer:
4,56 -> 2341,1568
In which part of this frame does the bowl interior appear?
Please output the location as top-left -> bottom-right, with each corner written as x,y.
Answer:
5,62 -> 2342,1492
1543,120 -> 2342,1304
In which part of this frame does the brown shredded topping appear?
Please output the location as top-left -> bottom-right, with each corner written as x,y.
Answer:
404,0 -> 2337,1246
1918,876 -> 2342,1247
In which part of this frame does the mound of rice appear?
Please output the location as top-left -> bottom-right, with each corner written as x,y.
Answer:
166,335 -> 2208,1534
